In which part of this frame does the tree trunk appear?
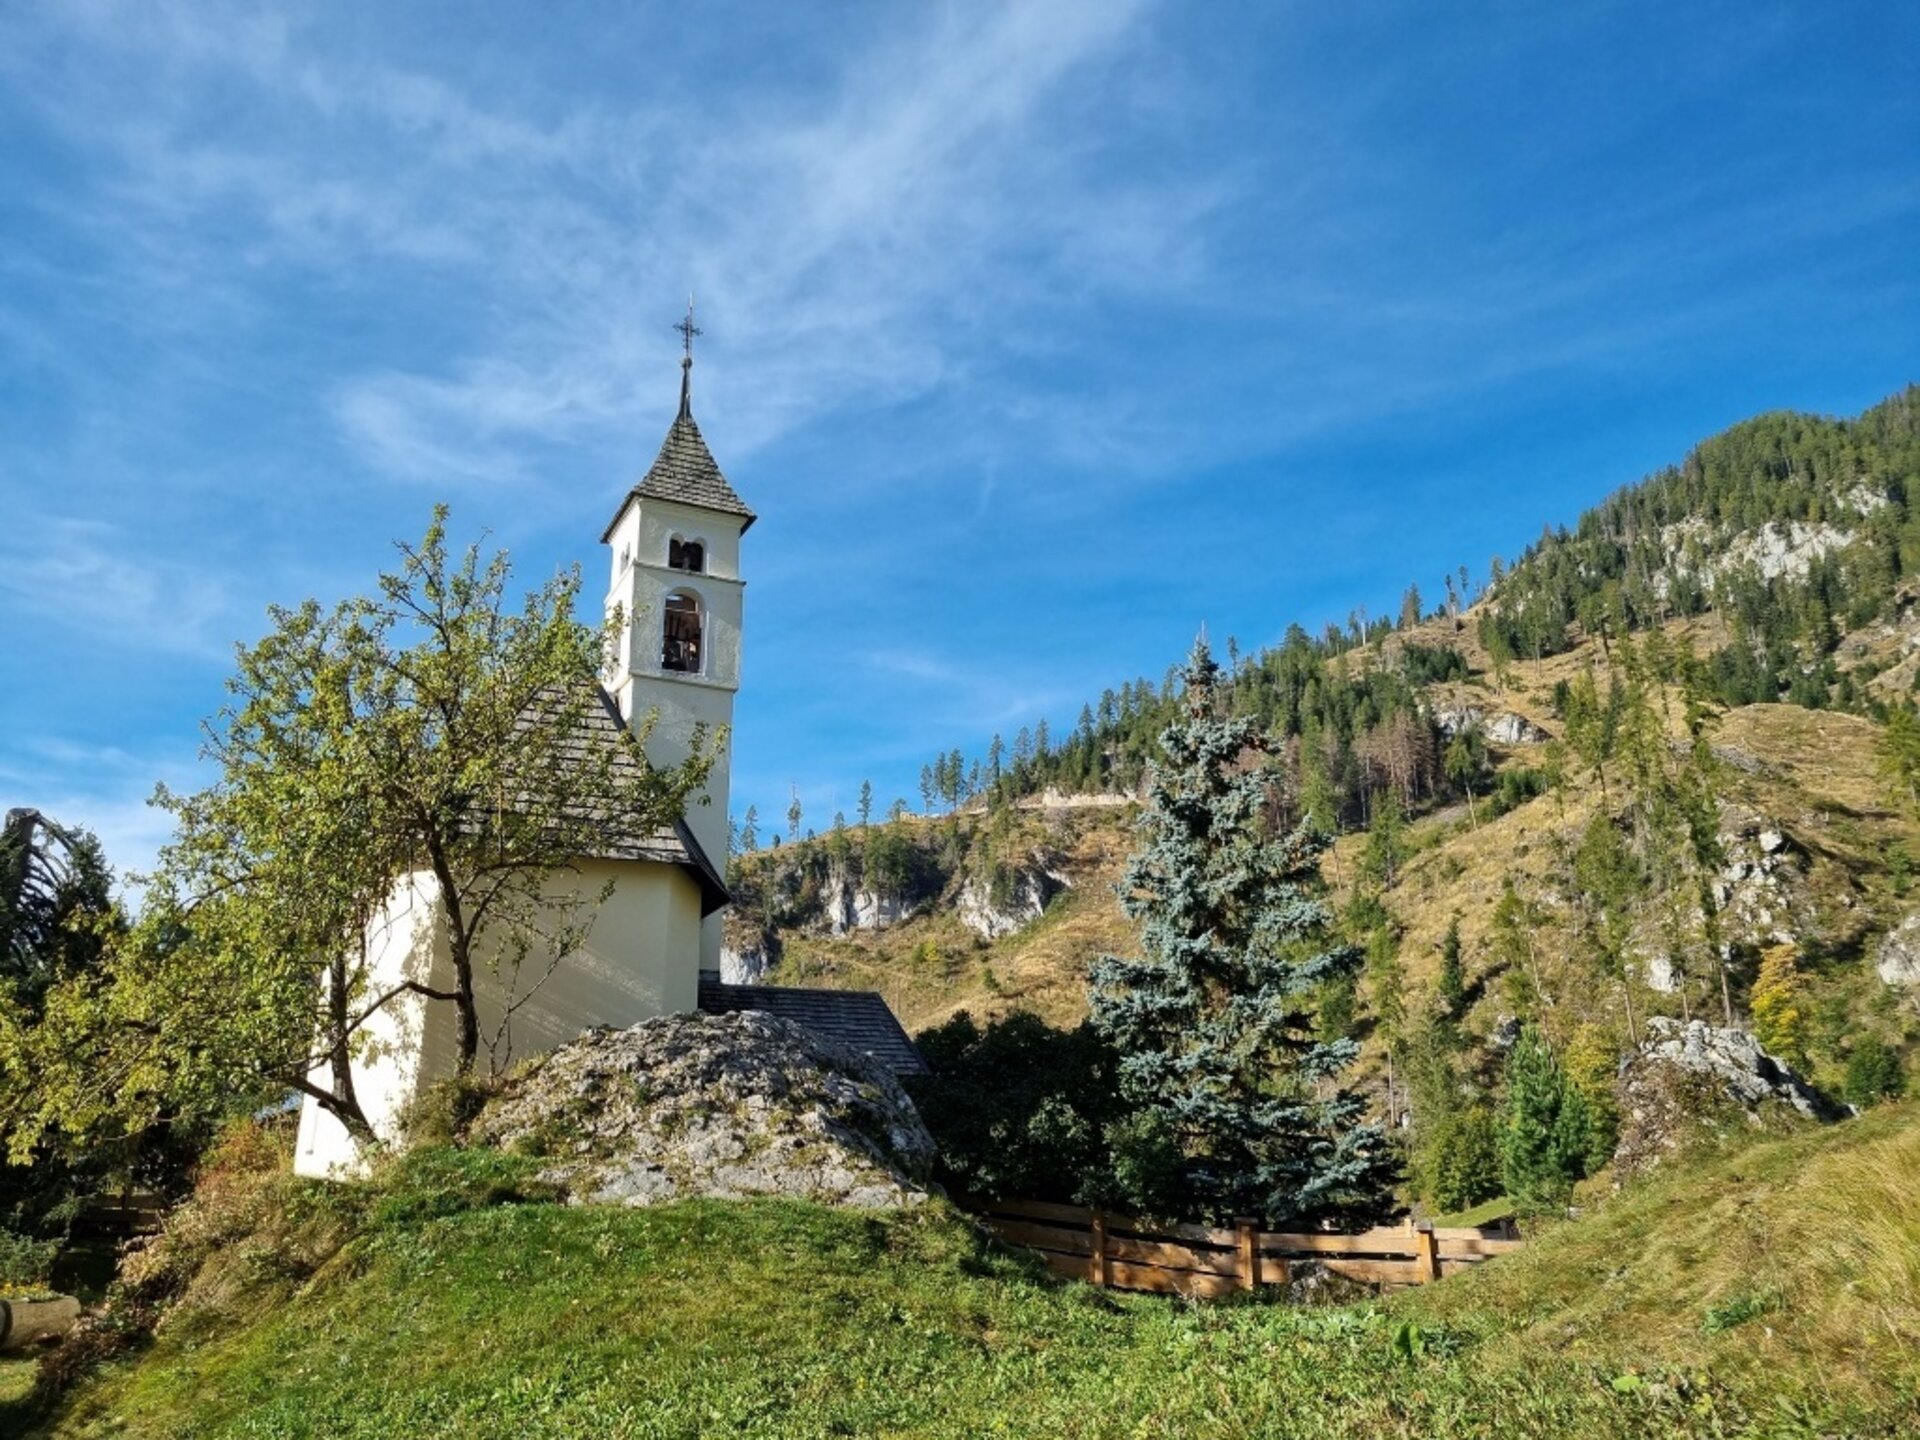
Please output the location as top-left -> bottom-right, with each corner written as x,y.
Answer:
322,952 -> 375,1142
427,839 -> 482,1072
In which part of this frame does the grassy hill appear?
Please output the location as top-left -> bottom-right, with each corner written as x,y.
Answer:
11,1105 -> 1918,1438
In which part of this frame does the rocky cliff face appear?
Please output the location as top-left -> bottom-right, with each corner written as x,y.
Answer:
823,864 -> 919,935
471,1011 -> 937,1210
956,863 -> 1069,940
1876,913 -> 1920,987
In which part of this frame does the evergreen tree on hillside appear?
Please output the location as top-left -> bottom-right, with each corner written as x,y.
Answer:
740,805 -> 759,852
1499,1025 -> 1597,1211
1436,916 -> 1467,1022
1089,640 -> 1394,1227
858,781 -> 873,828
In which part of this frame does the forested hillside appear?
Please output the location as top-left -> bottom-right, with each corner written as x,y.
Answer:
731,386 -> 1920,1217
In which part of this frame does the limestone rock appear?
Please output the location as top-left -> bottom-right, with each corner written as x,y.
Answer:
1875,913 -> 1920,987
824,864 -> 917,935
719,926 -> 778,985
471,1011 -> 937,1210
1634,1017 -> 1842,1122
1432,706 -> 1549,745
956,863 -> 1065,940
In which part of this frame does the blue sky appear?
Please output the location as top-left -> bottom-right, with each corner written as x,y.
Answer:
1,1 -> 1914,878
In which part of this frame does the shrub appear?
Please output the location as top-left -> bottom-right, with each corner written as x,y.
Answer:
910,1012 -> 1128,1206
0,1225 -> 58,1291
1843,1038 -> 1904,1108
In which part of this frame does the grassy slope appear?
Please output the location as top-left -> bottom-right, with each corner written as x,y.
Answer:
20,1106 -> 1920,1439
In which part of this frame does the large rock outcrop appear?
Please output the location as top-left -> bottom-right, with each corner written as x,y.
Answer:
1634,1017 -> 1841,1120
1875,913 -> 1920,987
471,1011 -> 937,1210
1432,705 -> 1550,745
1612,1017 -> 1842,1179
956,862 -> 1068,940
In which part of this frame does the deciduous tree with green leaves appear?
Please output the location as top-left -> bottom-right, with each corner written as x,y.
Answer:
1088,639 -> 1394,1227
9,509 -> 709,1157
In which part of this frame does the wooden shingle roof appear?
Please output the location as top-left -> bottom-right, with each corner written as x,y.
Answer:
696,978 -> 927,1076
512,684 -> 730,916
601,409 -> 756,542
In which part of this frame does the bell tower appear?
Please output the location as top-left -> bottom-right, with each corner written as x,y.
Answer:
602,304 -> 754,972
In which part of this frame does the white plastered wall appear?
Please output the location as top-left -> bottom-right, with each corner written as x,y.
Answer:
293,858 -> 705,1179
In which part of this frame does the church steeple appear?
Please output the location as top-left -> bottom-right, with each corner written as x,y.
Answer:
601,312 -> 751,977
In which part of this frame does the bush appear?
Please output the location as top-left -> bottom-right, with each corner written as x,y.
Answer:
1843,1038 -> 1904,1108
909,1013 -> 1129,1206
0,1225 -> 58,1291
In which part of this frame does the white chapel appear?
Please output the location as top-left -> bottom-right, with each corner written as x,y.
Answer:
294,343 -> 746,1178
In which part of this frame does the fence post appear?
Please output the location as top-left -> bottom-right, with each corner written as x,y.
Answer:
1089,1209 -> 1110,1288
1414,1223 -> 1441,1284
1236,1220 -> 1259,1291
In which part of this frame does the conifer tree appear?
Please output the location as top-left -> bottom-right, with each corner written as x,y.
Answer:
787,787 -> 803,843
1089,639 -> 1393,1226
1436,916 -> 1467,1021
858,780 -> 873,828
740,805 -> 759,852
1499,1025 -> 1595,1211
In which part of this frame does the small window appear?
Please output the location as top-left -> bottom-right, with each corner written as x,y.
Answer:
662,591 -> 703,673
618,544 -> 632,573
668,536 -> 706,573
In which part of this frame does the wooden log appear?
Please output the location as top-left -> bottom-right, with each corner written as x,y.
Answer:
0,1295 -> 81,1351
1257,1230 -> 1421,1258
1414,1225 -> 1442,1284
1104,1258 -> 1242,1300
1106,1233 -> 1239,1278
1322,1258 -> 1427,1287
1237,1221 -> 1258,1291
1433,1235 -> 1526,1260
963,1195 -> 1096,1227
1115,1216 -> 1240,1248
986,1218 -> 1095,1257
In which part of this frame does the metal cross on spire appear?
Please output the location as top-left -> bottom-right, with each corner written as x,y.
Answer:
673,294 -> 701,418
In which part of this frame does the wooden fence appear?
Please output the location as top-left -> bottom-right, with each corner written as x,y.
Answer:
963,1195 -> 1522,1299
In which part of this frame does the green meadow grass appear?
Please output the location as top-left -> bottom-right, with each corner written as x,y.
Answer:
16,1103 -> 1920,1439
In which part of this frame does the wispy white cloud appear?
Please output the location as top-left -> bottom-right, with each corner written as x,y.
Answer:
0,0 -> 1215,488
0,736 -> 204,893
0,516 -> 235,659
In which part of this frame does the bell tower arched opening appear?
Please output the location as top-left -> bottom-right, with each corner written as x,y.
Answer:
661,590 -> 704,674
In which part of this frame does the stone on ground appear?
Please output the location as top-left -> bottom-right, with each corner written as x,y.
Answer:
471,1011 -> 936,1210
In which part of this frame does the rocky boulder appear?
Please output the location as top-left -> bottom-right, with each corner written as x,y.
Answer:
1634,1017 -> 1841,1122
1875,913 -> 1920,987
719,925 -> 778,985
1612,1017 -> 1843,1179
471,1011 -> 937,1210
1433,705 -> 1549,745
825,871 -> 917,935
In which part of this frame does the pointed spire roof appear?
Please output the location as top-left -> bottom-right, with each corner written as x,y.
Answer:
600,409 -> 757,541
601,324 -> 756,542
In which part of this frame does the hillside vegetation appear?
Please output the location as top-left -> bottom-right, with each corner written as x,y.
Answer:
10,1106 -> 1917,1438
729,391 -> 1920,1196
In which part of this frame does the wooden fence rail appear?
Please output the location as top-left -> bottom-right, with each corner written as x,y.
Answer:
962,1195 -> 1522,1299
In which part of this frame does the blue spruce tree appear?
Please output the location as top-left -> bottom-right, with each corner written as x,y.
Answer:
1089,639 -> 1394,1226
